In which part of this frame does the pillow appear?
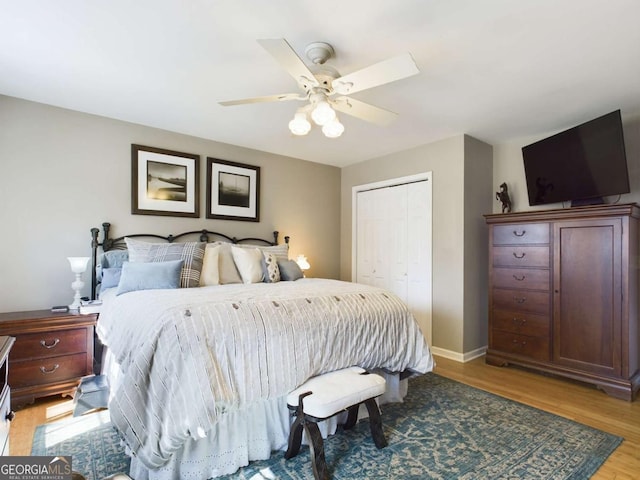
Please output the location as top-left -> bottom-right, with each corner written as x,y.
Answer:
101,267 -> 122,289
125,237 -> 205,288
116,260 -> 183,296
262,252 -> 280,283
200,244 -> 221,286
231,246 -> 264,284
96,249 -> 129,281
216,243 -> 243,284
278,259 -> 304,281
231,242 -> 289,261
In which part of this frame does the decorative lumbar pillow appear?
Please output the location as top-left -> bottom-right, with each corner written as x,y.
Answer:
200,244 -> 221,286
278,259 -> 304,281
233,243 -> 289,261
125,237 -> 205,288
231,246 -> 265,284
262,252 -> 280,283
101,267 -> 122,289
216,243 -> 243,284
116,260 -> 183,296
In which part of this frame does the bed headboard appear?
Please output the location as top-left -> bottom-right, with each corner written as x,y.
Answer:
90,222 -> 289,300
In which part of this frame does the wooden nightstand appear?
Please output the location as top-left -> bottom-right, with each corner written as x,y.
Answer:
0,310 -> 97,409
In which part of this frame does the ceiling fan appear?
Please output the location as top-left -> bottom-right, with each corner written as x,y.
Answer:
219,39 -> 420,138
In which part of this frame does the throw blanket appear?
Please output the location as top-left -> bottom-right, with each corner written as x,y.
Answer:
97,278 -> 433,470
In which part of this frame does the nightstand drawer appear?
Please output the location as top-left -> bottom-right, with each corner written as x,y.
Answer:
10,328 -> 88,361
492,268 -> 550,291
9,353 -> 88,389
493,223 -> 549,245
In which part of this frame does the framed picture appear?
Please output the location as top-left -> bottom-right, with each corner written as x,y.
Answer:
131,144 -> 200,217
207,158 -> 260,222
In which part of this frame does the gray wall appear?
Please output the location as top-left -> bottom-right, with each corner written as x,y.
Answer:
492,114 -> 640,213
340,135 -> 493,356
0,95 -> 341,312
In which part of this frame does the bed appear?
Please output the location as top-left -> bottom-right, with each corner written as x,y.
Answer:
90,222 -> 434,480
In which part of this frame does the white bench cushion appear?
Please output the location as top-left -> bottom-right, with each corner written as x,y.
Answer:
287,366 -> 386,419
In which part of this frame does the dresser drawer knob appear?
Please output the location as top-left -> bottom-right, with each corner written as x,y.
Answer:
513,252 -> 526,259
513,297 -> 526,304
513,275 -> 525,281
40,338 -> 60,349
40,364 -> 60,374
513,230 -> 526,237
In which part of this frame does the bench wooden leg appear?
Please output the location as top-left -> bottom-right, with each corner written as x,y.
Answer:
364,398 -> 388,449
344,404 -> 359,430
305,421 -> 328,480
284,415 -> 304,459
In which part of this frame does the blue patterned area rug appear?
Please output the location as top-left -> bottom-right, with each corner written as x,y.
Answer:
32,374 -> 622,480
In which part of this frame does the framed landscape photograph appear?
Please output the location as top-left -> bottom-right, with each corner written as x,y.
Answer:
207,158 -> 260,222
131,144 -> 200,217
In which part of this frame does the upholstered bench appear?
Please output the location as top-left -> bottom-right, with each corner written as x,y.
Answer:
285,366 -> 388,480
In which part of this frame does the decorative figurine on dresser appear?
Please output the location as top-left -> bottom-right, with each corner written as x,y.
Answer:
0,310 -> 96,409
495,182 -> 512,213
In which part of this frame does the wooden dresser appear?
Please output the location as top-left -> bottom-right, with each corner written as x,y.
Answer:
485,203 -> 640,401
0,310 -> 97,409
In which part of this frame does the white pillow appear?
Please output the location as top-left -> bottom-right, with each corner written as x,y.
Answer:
231,246 -> 264,284
200,244 -> 221,286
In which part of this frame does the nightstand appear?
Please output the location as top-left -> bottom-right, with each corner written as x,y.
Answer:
0,310 -> 97,409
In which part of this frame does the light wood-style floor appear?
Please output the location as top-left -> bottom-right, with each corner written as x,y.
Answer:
9,355 -> 640,478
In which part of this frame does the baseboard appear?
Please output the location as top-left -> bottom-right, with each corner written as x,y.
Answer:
430,346 -> 487,363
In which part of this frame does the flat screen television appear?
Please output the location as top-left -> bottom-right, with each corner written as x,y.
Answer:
522,109 -> 629,207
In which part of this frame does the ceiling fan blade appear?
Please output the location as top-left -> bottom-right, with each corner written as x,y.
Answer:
331,96 -> 398,126
332,53 -> 419,95
219,93 -> 305,106
257,38 -> 319,89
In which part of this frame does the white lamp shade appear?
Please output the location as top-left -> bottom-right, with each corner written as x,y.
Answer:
296,254 -> 311,271
311,101 -> 336,126
322,117 -> 345,138
288,112 -> 311,135
67,256 -> 90,273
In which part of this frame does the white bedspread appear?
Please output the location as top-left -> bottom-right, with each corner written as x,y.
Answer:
97,278 -> 433,476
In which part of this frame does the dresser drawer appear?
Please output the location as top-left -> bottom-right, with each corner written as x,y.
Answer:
491,331 -> 550,361
492,289 -> 550,315
492,310 -> 550,336
492,246 -> 549,268
9,353 -> 88,389
493,223 -> 549,245
492,268 -> 550,291
10,328 -> 88,361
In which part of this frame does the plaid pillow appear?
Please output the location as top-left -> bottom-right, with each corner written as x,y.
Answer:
125,237 -> 205,288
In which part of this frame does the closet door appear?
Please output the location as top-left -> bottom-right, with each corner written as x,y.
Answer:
356,187 -> 390,289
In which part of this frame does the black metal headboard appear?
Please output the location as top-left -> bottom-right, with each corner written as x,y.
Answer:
90,222 -> 289,300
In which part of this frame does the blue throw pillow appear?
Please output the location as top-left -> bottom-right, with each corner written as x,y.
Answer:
116,260 -> 184,296
101,267 -> 122,289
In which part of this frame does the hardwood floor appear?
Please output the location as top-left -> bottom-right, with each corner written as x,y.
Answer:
8,355 -> 640,478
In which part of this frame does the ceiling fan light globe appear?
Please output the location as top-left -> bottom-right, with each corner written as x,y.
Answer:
322,117 -> 344,138
289,112 -> 311,135
311,101 -> 336,126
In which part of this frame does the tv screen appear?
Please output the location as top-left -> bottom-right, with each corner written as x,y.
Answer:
522,110 -> 629,206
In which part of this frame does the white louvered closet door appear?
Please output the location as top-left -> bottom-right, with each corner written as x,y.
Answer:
355,179 -> 432,344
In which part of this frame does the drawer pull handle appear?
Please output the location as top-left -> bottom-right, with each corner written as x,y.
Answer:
513,275 -> 525,281
513,252 -> 526,259
40,364 -> 60,374
514,297 -> 526,304
512,318 -> 527,325
513,230 -> 526,237
512,339 -> 527,346
40,338 -> 60,349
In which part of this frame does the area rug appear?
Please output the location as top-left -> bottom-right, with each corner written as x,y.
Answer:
32,374 -> 622,480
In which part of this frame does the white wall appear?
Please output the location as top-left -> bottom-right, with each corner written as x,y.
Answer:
0,95 -> 341,311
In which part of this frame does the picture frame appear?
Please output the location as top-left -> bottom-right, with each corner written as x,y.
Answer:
206,158 -> 260,222
131,144 -> 200,217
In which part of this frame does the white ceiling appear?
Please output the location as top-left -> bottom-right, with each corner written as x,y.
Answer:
2,0 -> 639,168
